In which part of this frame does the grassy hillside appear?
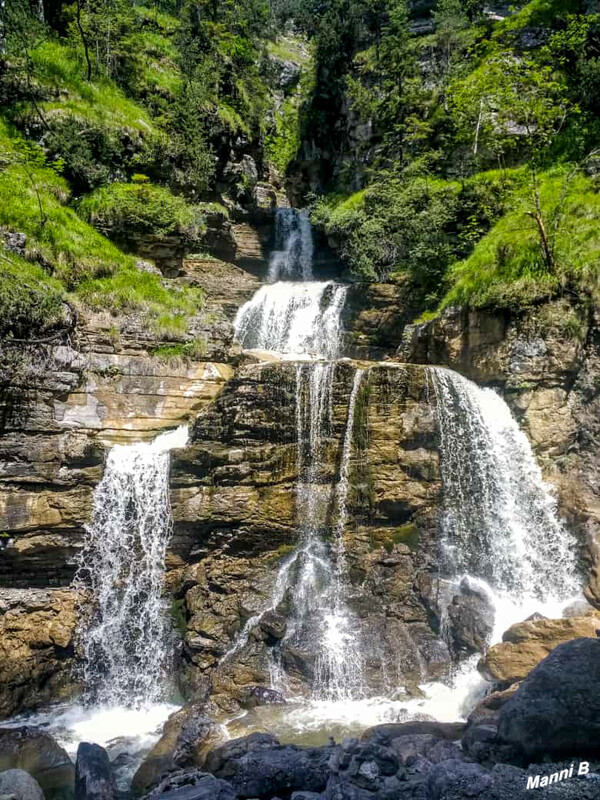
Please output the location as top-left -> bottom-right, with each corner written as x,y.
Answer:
301,0 -> 600,317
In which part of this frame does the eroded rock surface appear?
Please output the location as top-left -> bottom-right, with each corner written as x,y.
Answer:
0,590 -> 78,717
169,360 -> 448,709
480,614 -> 600,685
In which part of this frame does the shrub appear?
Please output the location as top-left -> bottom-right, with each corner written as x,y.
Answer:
78,182 -> 206,241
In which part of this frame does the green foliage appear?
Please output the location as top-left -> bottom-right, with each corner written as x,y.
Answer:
152,339 -> 208,360
0,253 -> 65,339
78,182 -> 206,241
442,170 -> 600,309
313,172 -> 506,301
0,119 -> 203,333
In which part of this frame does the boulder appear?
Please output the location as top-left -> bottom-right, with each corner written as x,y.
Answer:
131,706 -> 224,796
362,721 -> 465,745
143,769 -> 236,800
0,770 -> 45,800
243,686 -> 286,708
325,736 -> 424,800
0,728 -> 74,799
480,615 -> 600,684
427,759 -> 493,799
74,744 -> 116,800
496,637 -> 600,761
447,581 -> 494,656
205,734 -> 334,798
203,732 -> 280,777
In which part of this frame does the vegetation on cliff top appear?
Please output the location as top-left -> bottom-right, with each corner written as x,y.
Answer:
300,0 -> 600,315
2,0 -> 600,334
0,0 -> 283,341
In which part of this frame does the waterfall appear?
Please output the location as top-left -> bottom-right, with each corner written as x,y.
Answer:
234,281 -> 347,359
268,208 -> 314,282
429,367 -> 580,632
229,208 -> 363,700
77,425 -> 188,708
316,368 -> 366,700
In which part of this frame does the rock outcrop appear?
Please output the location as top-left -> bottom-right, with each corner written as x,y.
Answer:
131,705 -> 224,796
0,769 -> 46,800
169,359 -> 449,709
0,590 -> 78,717
480,614 -> 600,685
496,637 -> 600,762
0,727 -> 74,799
74,743 -> 116,800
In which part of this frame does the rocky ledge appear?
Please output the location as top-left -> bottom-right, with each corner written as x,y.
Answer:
2,637 -> 597,800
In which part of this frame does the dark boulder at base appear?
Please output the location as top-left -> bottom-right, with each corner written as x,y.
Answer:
0,728 -> 74,800
0,769 -> 46,800
324,737 -> 413,800
203,733 -> 280,777
143,769 -> 235,800
496,637 -> 600,762
131,706 -> 224,796
427,760 -> 492,799
447,581 -> 494,656
74,743 -> 116,800
205,734 -> 334,798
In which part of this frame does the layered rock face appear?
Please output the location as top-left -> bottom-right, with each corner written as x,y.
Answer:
169,359 -> 449,711
0,256 -> 255,716
0,589 -> 78,717
397,300 -> 600,610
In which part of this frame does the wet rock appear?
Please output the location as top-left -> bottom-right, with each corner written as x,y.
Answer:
0,728 -> 74,799
244,685 -> 286,708
206,735 -> 334,798
362,721 -> 465,745
496,637 -> 600,761
131,706 -> 224,796
258,611 -> 287,641
0,770 -> 45,800
480,614 -> 600,684
447,580 -> 494,656
143,769 -> 236,800
74,743 -> 116,800
427,759 -> 493,799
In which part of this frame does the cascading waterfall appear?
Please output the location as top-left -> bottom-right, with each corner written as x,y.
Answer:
77,425 -> 189,708
428,366 -> 581,635
230,208 -> 364,699
234,281 -> 348,359
316,368 -> 366,699
268,208 -> 314,282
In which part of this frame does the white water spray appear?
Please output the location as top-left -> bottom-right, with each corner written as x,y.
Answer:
316,368 -> 366,700
234,281 -> 347,359
268,208 -> 314,282
77,425 -> 189,707
428,367 -> 581,635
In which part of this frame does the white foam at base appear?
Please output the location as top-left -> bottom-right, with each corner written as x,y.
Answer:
3,701 -> 179,761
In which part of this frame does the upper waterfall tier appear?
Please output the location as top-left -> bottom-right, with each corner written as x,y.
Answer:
234,280 -> 348,360
268,208 -> 314,282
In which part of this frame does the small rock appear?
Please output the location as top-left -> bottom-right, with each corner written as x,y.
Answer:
427,759 -> 493,799
74,744 -> 116,800
0,770 -> 45,800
